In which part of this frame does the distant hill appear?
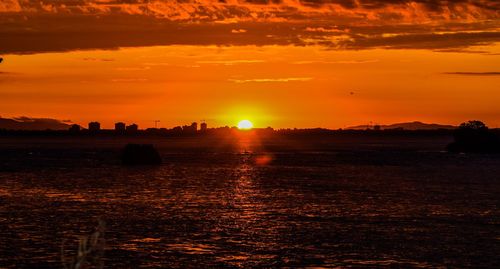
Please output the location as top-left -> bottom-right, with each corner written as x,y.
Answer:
0,117 -> 71,130
348,121 -> 456,130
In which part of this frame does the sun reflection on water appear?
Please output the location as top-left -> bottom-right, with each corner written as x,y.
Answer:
1,137 -> 497,268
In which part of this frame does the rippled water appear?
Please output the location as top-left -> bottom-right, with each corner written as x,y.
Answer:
0,135 -> 499,268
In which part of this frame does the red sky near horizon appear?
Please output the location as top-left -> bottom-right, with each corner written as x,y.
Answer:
0,0 -> 499,129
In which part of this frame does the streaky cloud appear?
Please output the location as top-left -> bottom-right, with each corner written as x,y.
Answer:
443,72 -> 500,76
228,77 -> 313,83
197,59 -> 265,65
292,59 -> 379,64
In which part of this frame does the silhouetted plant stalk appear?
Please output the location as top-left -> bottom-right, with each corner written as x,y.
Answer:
61,219 -> 106,269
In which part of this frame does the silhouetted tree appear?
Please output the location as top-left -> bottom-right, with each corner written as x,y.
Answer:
447,120 -> 500,153
459,120 -> 488,131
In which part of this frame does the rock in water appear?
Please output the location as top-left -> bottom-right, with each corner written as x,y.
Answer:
121,144 -> 162,165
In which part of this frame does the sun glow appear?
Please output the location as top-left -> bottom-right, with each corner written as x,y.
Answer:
237,120 -> 254,130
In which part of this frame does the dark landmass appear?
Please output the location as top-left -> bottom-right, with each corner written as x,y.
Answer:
0,121 -> 462,138
0,117 -> 457,132
348,121 -> 456,130
0,116 -> 71,130
1,118 -> 499,154
0,125 -> 494,145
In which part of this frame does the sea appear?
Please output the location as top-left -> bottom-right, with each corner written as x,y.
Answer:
0,134 -> 499,268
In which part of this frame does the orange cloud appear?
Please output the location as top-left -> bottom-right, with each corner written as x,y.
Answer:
197,59 -> 264,65
0,0 -> 21,12
2,0 -> 498,23
232,29 -> 248,33
0,1 -> 498,54
228,77 -> 313,83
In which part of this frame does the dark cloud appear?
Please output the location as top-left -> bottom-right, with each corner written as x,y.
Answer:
336,31 -> 500,50
0,0 -> 498,54
443,72 -> 500,76
0,17 -> 305,54
2,0 -> 498,17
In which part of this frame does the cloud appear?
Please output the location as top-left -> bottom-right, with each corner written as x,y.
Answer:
305,27 -> 348,33
83,58 -> 115,62
0,1 -> 498,54
292,59 -> 378,64
197,59 -> 265,65
110,78 -> 149,82
228,77 -> 313,83
443,72 -> 500,76
333,31 -> 500,50
142,62 -> 171,66
231,29 -> 247,33
2,0 -> 497,23
0,0 -> 21,12
116,66 -> 151,71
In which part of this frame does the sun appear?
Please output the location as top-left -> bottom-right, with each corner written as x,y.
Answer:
237,120 -> 254,130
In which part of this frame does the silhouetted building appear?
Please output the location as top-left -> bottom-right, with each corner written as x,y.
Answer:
115,122 -> 126,132
200,122 -> 207,132
182,122 -> 198,134
172,126 -> 183,134
146,128 -> 165,135
88,122 -> 100,132
69,124 -> 81,133
126,124 -> 138,132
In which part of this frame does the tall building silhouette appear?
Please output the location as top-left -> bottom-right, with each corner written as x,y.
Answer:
126,123 -> 138,132
115,122 -> 126,132
88,122 -> 100,132
182,122 -> 197,134
200,122 -> 207,132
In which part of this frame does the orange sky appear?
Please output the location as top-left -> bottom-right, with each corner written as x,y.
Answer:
0,0 -> 499,128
